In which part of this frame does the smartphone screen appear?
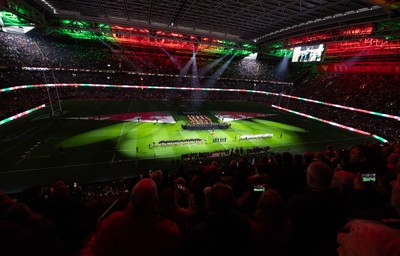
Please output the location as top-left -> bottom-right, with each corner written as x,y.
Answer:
361,173 -> 376,183
253,185 -> 265,192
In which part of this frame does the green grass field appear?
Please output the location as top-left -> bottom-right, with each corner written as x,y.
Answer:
0,100 -> 379,193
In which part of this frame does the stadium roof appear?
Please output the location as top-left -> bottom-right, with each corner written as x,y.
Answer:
3,0 -> 399,44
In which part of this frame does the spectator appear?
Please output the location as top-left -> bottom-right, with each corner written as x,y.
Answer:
345,170 -> 394,221
150,170 -> 165,193
183,182 -> 252,256
19,184 -> 48,216
332,170 -> 356,194
158,184 -> 196,234
249,188 -> 291,256
187,175 -> 207,225
45,180 -> 91,254
391,173 -> 400,215
92,178 -> 181,256
236,183 -> 267,215
331,170 -> 357,226
336,144 -> 383,175
383,152 -> 400,182
286,161 -> 340,256
0,194 -> 63,256
337,219 -> 400,256
336,173 -> 400,255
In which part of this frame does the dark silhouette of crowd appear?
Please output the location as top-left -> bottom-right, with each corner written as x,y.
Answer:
2,141 -> 400,256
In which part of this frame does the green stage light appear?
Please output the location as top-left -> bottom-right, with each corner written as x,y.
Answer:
57,28 -> 116,41
60,19 -> 91,28
270,41 -> 284,48
268,48 -> 293,58
0,11 -> 32,26
0,11 -> 35,33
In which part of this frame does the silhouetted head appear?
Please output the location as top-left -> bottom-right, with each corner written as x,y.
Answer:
158,188 -> 178,214
390,173 -> 400,215
0,194 -> 17,215
349,145 -> 381,170
387,153 -> 400,170
282,152 -> 293,166
209,182 -> 234,213
331,171 -> 356,193
130,178 -> 158,214
255,189 -> 287,220
150,170 -> 163,188
51,180 -> 69,199
307,161 -> 333,190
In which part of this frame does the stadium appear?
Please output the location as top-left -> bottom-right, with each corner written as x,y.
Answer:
1,0 -> 400,255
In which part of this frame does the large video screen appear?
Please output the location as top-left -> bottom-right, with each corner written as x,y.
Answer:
292,44 -> 325,62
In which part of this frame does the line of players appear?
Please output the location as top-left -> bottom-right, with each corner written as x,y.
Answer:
212,137 -> 226,143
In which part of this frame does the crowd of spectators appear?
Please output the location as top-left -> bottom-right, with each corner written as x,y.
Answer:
75,179 -> 132,200
181,146 -> 271,162
181,149 -> 232,161
286,99 -> 400,142
0,84 -> 277,121
181,147 -> 247,161
2,141 -> 400,255
0,31 -> 306,82
293,73 -> 400,116
2,32 -> 398,115
0,68 -> 293,92
247,146 -> 271,155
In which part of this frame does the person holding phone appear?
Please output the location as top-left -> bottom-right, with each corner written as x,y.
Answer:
337,173 -> 400,255
249,188 -> 291,255
183,183 -> 252,256
345,171 -> 392,220
286,161 -> 340,256
158,178 -> 196,235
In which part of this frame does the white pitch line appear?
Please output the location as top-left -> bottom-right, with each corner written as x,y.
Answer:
0,121 -> 53,157
15,159 -> 24,165
4,161 -> 115,174
111,101 -> 132,162
220,142 -> 228,150
16,155 -> 51,165
24,155 -> 51,158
